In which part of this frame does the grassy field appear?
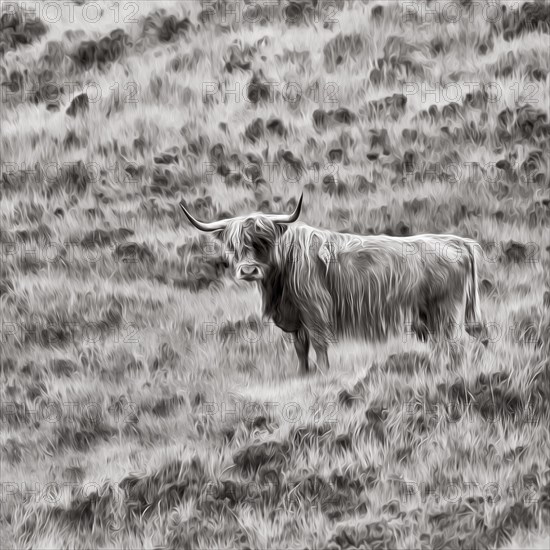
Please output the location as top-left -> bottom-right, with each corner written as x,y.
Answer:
1,0 -> 549,548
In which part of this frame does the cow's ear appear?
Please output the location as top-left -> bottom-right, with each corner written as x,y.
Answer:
211,228 -> 225,240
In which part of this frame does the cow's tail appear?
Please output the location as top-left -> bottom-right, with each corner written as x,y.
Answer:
464,240 -> 482,334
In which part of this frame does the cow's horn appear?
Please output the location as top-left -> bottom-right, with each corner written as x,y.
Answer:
179,202 -> 228,232
267,194 -> 303,224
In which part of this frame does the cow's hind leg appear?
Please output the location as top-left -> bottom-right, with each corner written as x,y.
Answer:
423,291 -> 463,343
426,294 -> 466,364
294,328 -> 310,375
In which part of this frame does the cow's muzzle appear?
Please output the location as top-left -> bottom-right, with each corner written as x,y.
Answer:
236,264 -> 263,281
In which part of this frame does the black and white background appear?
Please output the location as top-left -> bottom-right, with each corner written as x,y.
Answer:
1,1 -> 549,548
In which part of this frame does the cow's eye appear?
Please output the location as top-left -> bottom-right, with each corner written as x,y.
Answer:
252,238 -> 268,255
252,241 -> 260,251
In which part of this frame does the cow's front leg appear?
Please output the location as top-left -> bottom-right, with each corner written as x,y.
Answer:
294,328 -> 310,375
298,287 -> 332,373
309,330 -> 330,373
314,344 -> 329,372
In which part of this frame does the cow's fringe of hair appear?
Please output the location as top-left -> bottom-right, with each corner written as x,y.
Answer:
223,216 -> 280,259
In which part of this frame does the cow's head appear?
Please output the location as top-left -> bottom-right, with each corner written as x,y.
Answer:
180,195 -> 302,281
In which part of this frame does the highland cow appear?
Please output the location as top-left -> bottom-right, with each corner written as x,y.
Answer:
180,195 -> 482,373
